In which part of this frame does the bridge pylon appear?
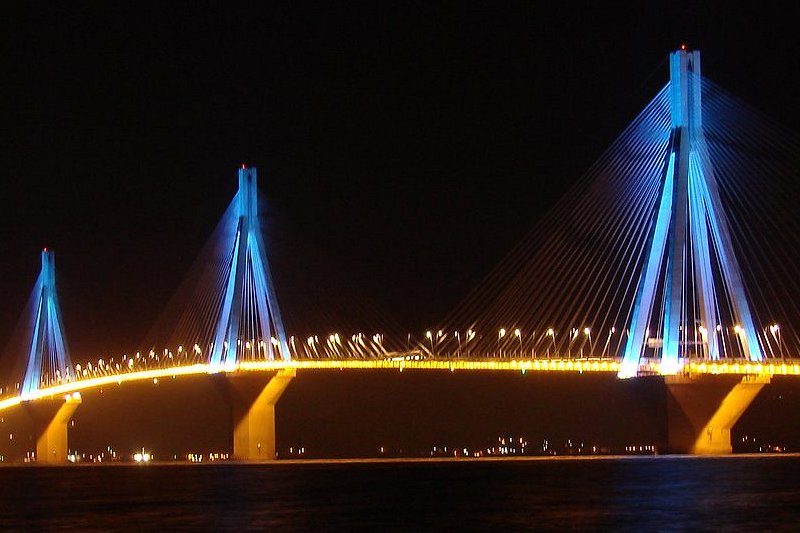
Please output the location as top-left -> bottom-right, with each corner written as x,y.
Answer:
14,249 -> 80,463
209,166 -> 290,370
21,249 -> 74,397
619,49 -> 763,379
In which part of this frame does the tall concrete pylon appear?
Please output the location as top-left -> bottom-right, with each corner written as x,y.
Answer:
209,166 -> 290,369
15,249 -> 80,464
21,249 -> 73,397
620,49 -> 763,378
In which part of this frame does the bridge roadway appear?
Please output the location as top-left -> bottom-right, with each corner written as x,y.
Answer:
2,356 -> 797,461
2,356 -> 799,412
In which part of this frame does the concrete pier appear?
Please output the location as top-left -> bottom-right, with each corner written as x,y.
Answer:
666,374 -> 769,454
221,369 -> 295,460
25,393 -> 82,464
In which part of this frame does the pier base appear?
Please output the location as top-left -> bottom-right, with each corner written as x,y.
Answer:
666,374 -> 769,454
24,393 -> 82,464
221,369 -> 295,460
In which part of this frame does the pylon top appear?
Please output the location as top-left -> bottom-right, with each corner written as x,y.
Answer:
669,48 -> 702,131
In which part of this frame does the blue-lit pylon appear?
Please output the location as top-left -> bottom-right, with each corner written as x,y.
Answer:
619,49 -> 763,378
21,249 -> 73,397
209,166 -> 290,369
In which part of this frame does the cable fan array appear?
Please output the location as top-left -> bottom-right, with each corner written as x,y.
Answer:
440,73 -> 800,364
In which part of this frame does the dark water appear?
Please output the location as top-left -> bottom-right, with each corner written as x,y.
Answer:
2,455 -> 799,531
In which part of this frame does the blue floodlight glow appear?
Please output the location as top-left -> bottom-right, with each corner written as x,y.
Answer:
619,49 -> 763,378
620,152 -> 676,378
693,150 -> 764,362
209,167 -> 290,369
21,250 -> 73,397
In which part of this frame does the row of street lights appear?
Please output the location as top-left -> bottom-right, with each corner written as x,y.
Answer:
47,322 -> 787,388
412,322 -> 785,360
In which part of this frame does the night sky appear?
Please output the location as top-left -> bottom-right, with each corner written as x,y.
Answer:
2,2 -> 800,456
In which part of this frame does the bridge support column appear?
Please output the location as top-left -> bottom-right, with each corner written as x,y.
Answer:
665,374 -> 769,454
24,393 -> 82,464
221,369 -> 295,460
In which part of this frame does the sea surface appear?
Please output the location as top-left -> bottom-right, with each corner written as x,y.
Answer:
1,455 -> 799,531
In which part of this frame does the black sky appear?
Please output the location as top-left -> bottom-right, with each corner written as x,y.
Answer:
3,2 -> 800,359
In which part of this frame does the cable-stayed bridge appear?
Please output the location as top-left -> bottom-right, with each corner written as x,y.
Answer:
2,48 -> 800,462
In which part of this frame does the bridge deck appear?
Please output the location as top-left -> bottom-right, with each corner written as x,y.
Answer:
2,357 -> 799,413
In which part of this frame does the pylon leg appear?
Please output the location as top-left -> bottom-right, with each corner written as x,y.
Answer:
24,394 -> 82,464
666,375 -> 769,454
220,370 -> 295,460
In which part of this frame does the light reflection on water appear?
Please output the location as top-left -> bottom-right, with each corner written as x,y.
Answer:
2,455 -> 800,531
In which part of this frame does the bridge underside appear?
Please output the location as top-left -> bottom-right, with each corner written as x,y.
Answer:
665,374 -> 769,454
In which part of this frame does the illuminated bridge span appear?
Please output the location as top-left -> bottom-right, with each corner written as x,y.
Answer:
6,357 -> 800,408
3,48 -> 800,462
